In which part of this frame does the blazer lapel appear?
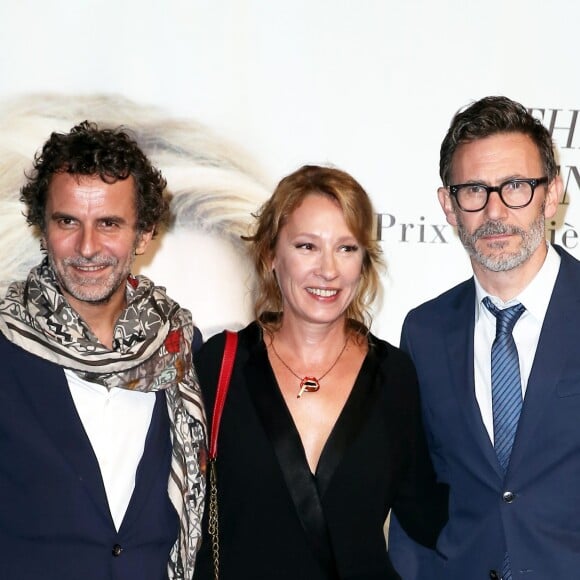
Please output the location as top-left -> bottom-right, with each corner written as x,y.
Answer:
315,340 -> 381,497
444,281 -> 504,480
243,333 -> 338,579
10,347 -> 112,523
508,252 -> 580,475
119,390 -> 171,532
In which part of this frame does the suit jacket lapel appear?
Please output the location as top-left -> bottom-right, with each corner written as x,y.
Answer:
445,280 -> 504,479
120,390 -> 171,532
10,347 -> 112,524
243,329 -> 338,579
316,339 -> 381,497
508,250 -> 580,475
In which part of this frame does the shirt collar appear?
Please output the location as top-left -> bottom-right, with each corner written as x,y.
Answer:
474,243 -> 561,325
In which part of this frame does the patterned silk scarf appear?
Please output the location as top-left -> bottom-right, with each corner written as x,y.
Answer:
0,258 -> 206,579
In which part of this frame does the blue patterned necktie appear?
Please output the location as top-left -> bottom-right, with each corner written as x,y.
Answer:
483,297 -> 526,580
483,297 -> 526,472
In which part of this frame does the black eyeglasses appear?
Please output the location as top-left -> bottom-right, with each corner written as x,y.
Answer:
448,177 -> 549,212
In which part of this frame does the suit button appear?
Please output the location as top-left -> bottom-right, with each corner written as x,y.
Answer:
112,544 -> 123,557
489,570 -> 499,579
503,491 -> 515,503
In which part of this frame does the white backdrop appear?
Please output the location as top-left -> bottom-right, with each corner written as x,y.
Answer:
1,0 -> 579,343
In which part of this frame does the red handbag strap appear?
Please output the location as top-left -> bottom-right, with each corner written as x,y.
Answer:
209,330 -> 238,460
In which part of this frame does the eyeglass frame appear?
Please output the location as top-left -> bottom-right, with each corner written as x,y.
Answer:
447,177 -> 549,212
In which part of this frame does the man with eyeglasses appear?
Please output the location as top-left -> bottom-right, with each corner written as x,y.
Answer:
389,96 -> 578,580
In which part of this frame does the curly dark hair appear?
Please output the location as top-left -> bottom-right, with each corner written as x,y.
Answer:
20,120 -> 169,234
439,96 -> 558,186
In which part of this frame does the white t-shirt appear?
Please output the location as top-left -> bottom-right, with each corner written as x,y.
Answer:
65,369 -> 156,530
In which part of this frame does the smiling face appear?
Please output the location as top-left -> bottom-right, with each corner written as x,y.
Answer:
43,172 -> 153,320
271,194 -> 364,328
438,132 -> 562,282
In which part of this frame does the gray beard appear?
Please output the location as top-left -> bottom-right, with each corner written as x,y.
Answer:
456,210 -> 546,273
48,253 -> 133,305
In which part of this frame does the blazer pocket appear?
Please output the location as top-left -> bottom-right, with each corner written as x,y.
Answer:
557,378 -> 580,398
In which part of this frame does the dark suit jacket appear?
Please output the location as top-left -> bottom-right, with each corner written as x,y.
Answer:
389,245 -> 580,579
193,321 -> 447,580
0,334 -> 179,580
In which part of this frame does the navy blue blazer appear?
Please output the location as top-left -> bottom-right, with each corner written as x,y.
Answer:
0,334 -> 179,580
389,245 -> 580,579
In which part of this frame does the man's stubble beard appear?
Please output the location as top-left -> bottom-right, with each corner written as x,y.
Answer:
455,203 -> 546,273
47,241 -> 138,305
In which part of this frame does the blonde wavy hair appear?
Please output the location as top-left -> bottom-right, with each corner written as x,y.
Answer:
246,164 -> 384,335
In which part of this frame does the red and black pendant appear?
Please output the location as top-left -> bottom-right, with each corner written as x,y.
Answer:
297,376 -> 321,398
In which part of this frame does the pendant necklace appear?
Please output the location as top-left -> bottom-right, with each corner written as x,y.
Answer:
270,336 -> 349,398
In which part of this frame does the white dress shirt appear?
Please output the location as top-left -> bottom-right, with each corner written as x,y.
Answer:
65,369 -> 156,530
473,244 -> 560,443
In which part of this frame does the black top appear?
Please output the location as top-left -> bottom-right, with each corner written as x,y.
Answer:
193,322 -> 447,580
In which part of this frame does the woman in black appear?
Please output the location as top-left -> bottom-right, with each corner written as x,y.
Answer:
193,165 -> 447,579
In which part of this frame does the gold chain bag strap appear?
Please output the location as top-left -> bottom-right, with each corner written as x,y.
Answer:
208,330 -> 238,580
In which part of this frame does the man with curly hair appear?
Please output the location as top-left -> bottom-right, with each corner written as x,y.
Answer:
0,121 -> 205,580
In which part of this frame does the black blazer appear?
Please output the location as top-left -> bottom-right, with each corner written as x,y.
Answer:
194,322 -> 447,580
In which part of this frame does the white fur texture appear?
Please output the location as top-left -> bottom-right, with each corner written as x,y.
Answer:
0,93 -> 271,294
